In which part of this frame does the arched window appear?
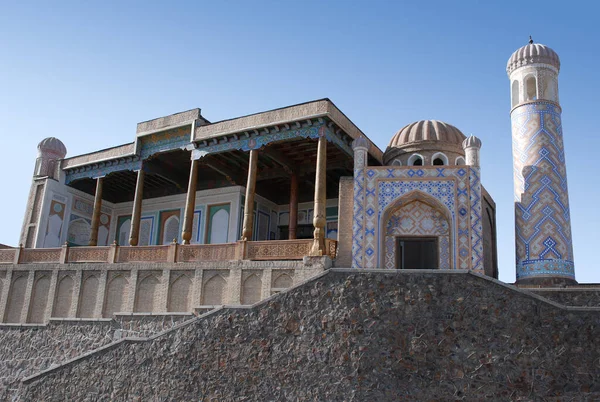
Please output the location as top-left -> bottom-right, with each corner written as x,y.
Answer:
455,157 -> 466,166
391,159 -> 402,166
407,154 -> 424,166
162,215 -> 180,245
526,76 -> 537,101
431,152 -> 448,166
511,80 -> 520,107
543,77 -> 558,103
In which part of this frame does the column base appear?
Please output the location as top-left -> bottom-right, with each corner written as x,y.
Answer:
516,276 -> 578,287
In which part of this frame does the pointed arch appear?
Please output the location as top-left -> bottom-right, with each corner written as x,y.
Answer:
78,274 -> 99,318
431,152 -> 448,166
525,75 -> 537,101
168,273 -> 193,312
379,190 -> 454,269
29,274 -> 51,323
241,274 -> 262,305
407,154 -> 424,166
135,272 -> 161,313
511,79 -> 520,107
53,274 -> 74,318
103,274 -> 127,318
272,273 -> 293,290
202,274 -> 226,305
162,215 -> 180,245
5,275 -> 27,323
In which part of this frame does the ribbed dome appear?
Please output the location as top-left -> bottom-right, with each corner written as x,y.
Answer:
507,42 -> 560,75
37,137 -> 67,158
463,135 -> 482,149
388,120 -> 466,148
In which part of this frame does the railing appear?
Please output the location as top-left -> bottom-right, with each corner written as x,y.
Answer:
2,238 -> 338,265
68,247 -> 110,263
19,249 -> 62,264
0,249 -> 17,264
177,243 -> 237,262
117,246 -> 170,263
246,239 -> 313,260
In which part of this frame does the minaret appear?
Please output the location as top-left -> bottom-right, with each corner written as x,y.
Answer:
507,38 -> 575,285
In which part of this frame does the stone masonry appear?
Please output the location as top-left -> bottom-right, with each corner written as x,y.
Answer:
0,314 -> 193,400
18,270 -> 600,400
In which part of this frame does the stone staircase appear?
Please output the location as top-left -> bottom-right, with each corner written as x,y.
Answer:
13,269 -> 600,400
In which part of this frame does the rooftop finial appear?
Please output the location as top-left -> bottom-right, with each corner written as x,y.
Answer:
529,35 -> 534,44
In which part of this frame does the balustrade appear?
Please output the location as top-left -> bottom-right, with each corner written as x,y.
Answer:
0,239 -> 338,265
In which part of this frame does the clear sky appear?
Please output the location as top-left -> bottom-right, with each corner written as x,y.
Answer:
1,1 -> 598,283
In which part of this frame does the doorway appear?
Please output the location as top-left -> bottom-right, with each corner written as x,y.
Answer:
396,237 -> 438,269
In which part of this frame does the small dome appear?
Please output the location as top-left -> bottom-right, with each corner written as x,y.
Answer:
507,42 -> 560,75
37,137 -> 67,158
352,135 -> 369,150
463,135 -> 482,149
388,120 -> 466,148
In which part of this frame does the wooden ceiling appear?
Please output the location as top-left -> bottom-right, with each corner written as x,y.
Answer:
69,137 -> 353,205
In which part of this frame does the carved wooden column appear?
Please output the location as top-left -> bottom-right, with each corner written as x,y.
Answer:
89,176 -> 104,246
129,169 -> 145,246
182,158 -> 199,244
310,136 -> 327,256
288,173 -> 298,239
241,149 -> 258,241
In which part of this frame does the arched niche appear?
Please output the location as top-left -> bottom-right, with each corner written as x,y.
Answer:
241,274 -> 262,305
525,75 -> 537,101
168,273 -> 192,312
379,190 -> 453,270
78,274 -> 99,318
53,274 -> 74,318
162,215 -> 180,245
455,156 -> 466,166
511,80 -> 520,107
103,274 -> 127,318
135,273 -> 161,313
202,274 -> 226,305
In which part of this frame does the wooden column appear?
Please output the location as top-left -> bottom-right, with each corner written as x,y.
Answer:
129,169 -> 145,246
288,173 -> 298,240
89,177 -> 104,246
310,136 -> 327,256
241,149 -> 258,241
182,158 -> 199,244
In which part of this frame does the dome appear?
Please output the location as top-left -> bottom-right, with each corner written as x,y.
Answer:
37,137 -> 67,158
352,135 -> 369,150
388,120 -> 466,149
463,135 -> 482,149
506,41 -> 560,75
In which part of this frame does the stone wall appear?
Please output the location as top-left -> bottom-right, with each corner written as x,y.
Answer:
19,270 -> 600,400
529,287 -> 600,307
0,259 -> 328,324
0,314 -> 193,400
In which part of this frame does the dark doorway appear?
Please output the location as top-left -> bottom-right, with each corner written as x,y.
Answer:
396,237 -> 438,269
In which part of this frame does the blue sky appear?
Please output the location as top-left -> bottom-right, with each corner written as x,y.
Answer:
1,1 -> 597,283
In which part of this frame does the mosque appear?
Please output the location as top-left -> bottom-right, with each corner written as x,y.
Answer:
0,39 -> 576,324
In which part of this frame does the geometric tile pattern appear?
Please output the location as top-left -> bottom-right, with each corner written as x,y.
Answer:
193,123 -> 352,158
383,200 -> 450,269
351,148 -> 368,268
352,165 -> 483,272
511,102 -> 575,280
